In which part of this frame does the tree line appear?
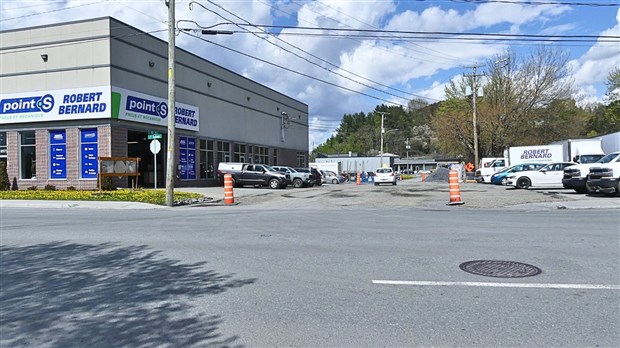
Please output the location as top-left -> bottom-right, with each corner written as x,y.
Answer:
312,47 -> 620,164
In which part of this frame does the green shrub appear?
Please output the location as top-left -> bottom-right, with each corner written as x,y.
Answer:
44,184 -> 57,191
100,177 -> 116,191
0,161 -> 9,191
11,177 -> 18,190
67,186 -> 76,191
27,186 -> 38,191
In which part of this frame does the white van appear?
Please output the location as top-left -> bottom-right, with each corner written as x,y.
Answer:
475,157 -> 507,183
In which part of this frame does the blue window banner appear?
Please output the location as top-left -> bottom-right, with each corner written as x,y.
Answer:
81,129 -> 98,179
50,130 -> 67,179
178,136 -> 196,180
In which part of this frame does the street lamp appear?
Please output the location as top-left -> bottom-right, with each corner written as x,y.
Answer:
383,128 -> 399,154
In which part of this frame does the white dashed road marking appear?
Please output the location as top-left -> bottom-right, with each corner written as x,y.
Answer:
372,280 -> 620,290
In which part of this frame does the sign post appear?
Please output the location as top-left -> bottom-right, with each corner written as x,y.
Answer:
150,139 -> 161,188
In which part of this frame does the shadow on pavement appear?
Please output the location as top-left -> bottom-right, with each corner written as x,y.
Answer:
0,242 -> 256,347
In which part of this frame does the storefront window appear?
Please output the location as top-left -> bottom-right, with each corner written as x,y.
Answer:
233,144 -> 246,162
297,152 -> 306,167
199,140 -> 214,179
49,130 -> 67,179
0,132 -> 6,175
20,131 -> 36,179
217,142 -> 230,163
0,132 -> 6,158
272,149 -> 278,166
80,129 -> 98,179
178,137 -> 196,180
255,146 -> 268,164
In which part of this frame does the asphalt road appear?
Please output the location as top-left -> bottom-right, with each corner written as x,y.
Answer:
1,189 -> 619,347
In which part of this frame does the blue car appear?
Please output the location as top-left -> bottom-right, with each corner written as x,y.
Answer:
490,163 -> 546,185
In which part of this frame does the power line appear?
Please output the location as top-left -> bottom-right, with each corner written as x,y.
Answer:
179,31 -> 410,109
188,0 -> 439,102
448,0 -> 618,6
310,0 -> 467,64
0,0 -> 109,22
230,24 -> 620,42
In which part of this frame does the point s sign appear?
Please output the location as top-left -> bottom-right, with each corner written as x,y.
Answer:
0,87 -> 110,124
1,94 -> 55,114
111,87 -> 199,131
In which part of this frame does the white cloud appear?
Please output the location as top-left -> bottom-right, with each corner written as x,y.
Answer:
1,0 -> 616,150
568,8 -> 620,101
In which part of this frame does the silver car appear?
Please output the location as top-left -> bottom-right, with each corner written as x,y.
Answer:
320,170 -> 345,184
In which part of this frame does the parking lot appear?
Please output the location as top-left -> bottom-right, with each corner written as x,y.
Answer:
178,176 -> 620,210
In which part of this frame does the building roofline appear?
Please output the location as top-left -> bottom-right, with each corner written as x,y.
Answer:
1,16 -> 308,109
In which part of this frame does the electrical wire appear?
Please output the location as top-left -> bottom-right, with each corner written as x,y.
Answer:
448,0 -> 618,6
190,0 -> 439,102
0,0 -> 109,22
179,30 -> 410,109
231,24 -> 620,41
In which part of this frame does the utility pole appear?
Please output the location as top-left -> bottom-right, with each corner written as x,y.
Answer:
165,0 -> 176,207
405,138 -> 410,171
377,111 -> 389,168
464,64 -> 484,170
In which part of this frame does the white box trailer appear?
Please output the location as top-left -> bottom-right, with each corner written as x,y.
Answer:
505,144 -> 564,166
310,161 -> 341,174
550,138 -> 605,164
600,131 -> 620,154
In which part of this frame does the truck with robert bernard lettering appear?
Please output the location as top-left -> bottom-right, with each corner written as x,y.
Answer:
475,144 -> 563,183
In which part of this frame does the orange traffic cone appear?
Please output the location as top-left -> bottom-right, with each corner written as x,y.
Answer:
447,169 -> 464,206
223,173 -> 235,205
356,172 -> 361,185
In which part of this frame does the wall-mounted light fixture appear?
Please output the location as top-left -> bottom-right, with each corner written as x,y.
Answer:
247,96 -> 251,101
207,82 -> 212,87
41,54 -> 48,62
148,60 -> 155,68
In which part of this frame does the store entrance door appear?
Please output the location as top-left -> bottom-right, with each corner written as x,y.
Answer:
127,130 -> 164,188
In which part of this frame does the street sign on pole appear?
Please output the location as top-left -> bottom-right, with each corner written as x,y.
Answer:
150,139 -> 161,189
148,131 -> 162,140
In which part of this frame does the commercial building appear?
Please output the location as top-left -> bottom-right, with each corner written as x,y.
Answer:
0,17 -> 309,189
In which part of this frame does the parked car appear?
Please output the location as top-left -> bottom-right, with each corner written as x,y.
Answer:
505,162 -> 576,189
216,162 -> 288,189
272,166 -> 313,188
490,163 -> 546,185
321,170 -> 345,184
374,167 -> 397,186
295,167 -> 322,186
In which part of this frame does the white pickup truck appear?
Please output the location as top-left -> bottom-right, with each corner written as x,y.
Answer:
586,159 -> 620,196
562,152 -> 620,194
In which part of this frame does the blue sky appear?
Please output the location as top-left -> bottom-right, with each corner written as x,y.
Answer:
2,0 -> 619,150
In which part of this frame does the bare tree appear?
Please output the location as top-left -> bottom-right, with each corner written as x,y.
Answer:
433,47 -> 576,160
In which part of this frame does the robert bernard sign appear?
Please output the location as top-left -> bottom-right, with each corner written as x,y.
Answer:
0,86 -> 110,123
111,87 -> 200,131
1,86 -> 199,131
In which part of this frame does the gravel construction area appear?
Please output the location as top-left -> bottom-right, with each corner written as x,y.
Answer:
179,178 -> 620,210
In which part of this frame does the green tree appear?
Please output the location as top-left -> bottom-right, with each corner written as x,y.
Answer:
432,47 -> 576,162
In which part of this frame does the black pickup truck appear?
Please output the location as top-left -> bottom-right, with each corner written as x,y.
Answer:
217,163 -> 288,189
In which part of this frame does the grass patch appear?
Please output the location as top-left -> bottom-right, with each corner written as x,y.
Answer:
0,189 -> 204,206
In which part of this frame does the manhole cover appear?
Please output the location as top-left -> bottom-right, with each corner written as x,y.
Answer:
459,260 -> 542,278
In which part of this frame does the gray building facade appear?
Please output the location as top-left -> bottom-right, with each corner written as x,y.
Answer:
0,17 -> 309,189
